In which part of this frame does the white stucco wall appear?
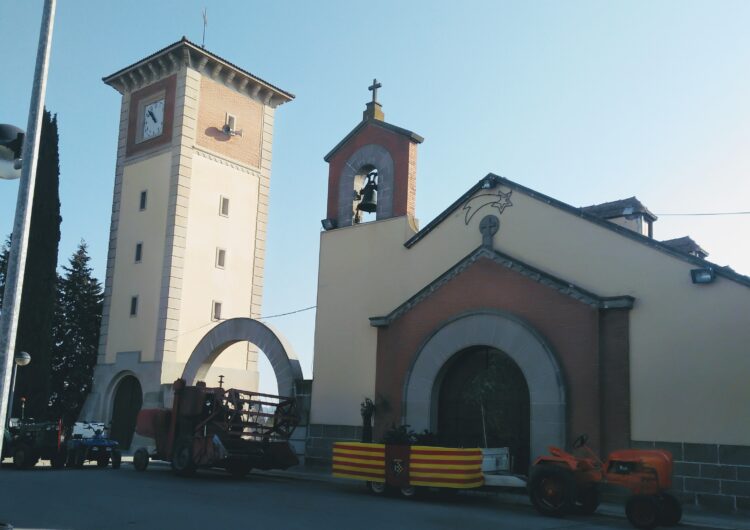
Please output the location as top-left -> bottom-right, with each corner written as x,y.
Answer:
175,153 -> 260,391
104,151 -> 171,363
311,183 -> 750,445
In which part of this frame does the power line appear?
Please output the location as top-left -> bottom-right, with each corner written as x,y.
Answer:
656,211 -> 750,217
259,305 -> 316,320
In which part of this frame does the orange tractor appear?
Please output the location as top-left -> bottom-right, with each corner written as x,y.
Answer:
528,434 -> 681,529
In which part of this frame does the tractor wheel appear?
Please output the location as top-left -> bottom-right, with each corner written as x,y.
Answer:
528,465 -> 574,516
657,493 -> 682,527
97,454 -> 110,468
171,438 -> 196,477
626,495 -> 659,530
50,450 -> 67,469
133,448 -> 150,472
572,485 -> 600,515
111,450 -> 122,470
73,447 -> 86,469
366,481 -> 387,495
12,444 -> 33,470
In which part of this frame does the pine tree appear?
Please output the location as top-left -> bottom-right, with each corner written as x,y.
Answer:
13,109 -> 62,419
49,242 -> 102,424
0,235 -> 10,307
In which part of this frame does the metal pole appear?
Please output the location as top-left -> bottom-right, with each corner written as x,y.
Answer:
0,0 -> 57,462
5,363 -> 17,426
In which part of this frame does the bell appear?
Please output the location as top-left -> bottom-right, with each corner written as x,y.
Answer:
358,184 -> 378,213
357,171 -> 378,213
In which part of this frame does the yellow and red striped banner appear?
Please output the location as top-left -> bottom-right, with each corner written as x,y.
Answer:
409,446 -> 484,489
332,442 -> 385,482
332,442 -> 483,489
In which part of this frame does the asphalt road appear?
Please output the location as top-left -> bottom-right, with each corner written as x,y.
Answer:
0,462 -> 670,530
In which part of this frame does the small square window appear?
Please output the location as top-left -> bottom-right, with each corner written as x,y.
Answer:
225,113 -> 236,132
130,296 -> 138,317
219,196 -> 230,217
212,301 -> 222,321
135,242 -> 143,263
139,190 -> 147,211
216,248 -> 226,269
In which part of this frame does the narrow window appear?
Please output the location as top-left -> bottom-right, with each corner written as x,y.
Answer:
219,196 -> 230,217
216,248 -> 226,269
135,242 -> 143,263
212,301 -> 222,321
139,190 -> 147,211
130,296 -> 138,317
225,113 -> 236,132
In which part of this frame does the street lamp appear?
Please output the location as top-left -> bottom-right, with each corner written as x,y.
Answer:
6,351 -> 31,424
0,0 -> 57,463
0,124 -> 24,180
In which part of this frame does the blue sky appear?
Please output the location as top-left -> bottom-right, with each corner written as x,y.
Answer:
3,1 -> 750,393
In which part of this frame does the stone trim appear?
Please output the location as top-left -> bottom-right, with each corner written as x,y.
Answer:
402,310 -> 567,464
193,147 -> 258,175
370,246 -> 634,327
633,440 -> 750,512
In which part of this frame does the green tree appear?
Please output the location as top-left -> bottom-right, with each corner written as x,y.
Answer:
13,109 -> 62,419
49,242 -> 103,424
0,235 -> 10,307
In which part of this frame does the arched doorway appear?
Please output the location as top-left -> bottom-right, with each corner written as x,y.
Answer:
110,375 -> 142,450
437,346 -> 530,473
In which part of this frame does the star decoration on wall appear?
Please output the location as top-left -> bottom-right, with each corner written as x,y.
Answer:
463,190 -> 513,225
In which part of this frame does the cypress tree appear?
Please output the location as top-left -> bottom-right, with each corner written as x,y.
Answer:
13,109 -> 62,419
49,242 -> 102,425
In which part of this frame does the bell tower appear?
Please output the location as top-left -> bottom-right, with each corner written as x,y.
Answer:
322,80 -> 423,229
81,38 -> 293,446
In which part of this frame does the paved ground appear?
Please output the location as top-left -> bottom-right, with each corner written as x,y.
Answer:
0,461 -> 744,530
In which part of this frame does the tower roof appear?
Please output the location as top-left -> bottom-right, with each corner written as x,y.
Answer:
103,37 -> 294,107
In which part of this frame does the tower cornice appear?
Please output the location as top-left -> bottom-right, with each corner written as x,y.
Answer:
103,37 -> 294,107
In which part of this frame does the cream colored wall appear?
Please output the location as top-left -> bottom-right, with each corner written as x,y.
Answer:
104,151 -> 171,363
311,185 -> 750,445
174,153 -> 260,390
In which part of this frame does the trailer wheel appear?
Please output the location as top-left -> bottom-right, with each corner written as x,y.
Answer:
133,448 -> 149,471
171,438 -> 196,477
111,450 -> 122,470
572,485 -> 599,515
366,481 -> 387,495
528,465 -> 574,516
12,443 -> 33,470
626,495 -> 659,530
657,493 -> 682,527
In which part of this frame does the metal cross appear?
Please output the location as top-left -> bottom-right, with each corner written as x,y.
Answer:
368,78 -> 382,104
479,215 -> 500,248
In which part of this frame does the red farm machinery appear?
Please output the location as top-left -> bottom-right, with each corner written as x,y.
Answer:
132,378 -> 299,478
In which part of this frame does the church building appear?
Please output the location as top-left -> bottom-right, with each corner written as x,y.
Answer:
307,85 -> 750,508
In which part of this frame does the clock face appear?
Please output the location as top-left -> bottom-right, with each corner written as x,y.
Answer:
142,99 -> 165,140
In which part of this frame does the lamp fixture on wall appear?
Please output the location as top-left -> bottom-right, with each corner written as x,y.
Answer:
690,268 -> 716,284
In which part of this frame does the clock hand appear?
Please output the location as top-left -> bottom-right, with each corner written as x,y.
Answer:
148,109 -> 157,123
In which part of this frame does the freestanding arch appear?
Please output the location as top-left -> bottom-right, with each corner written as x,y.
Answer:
182,317 -> 303,398
403,310 -> 566,462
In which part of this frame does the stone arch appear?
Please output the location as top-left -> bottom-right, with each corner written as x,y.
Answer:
337,143 -> 395,225
181,317 -> 303,397
402,310 -> 566,462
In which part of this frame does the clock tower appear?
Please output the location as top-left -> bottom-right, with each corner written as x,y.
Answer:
80,38 -> 293,447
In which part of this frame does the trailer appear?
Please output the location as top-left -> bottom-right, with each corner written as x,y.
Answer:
132,378 -> 299,477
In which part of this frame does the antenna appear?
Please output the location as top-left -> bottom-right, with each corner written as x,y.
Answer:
201,8 -> 208,48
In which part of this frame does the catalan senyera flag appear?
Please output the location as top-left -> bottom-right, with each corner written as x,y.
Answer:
332,442 -> 483,489
409,445 -> 483,488
332,442 -> 386,482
